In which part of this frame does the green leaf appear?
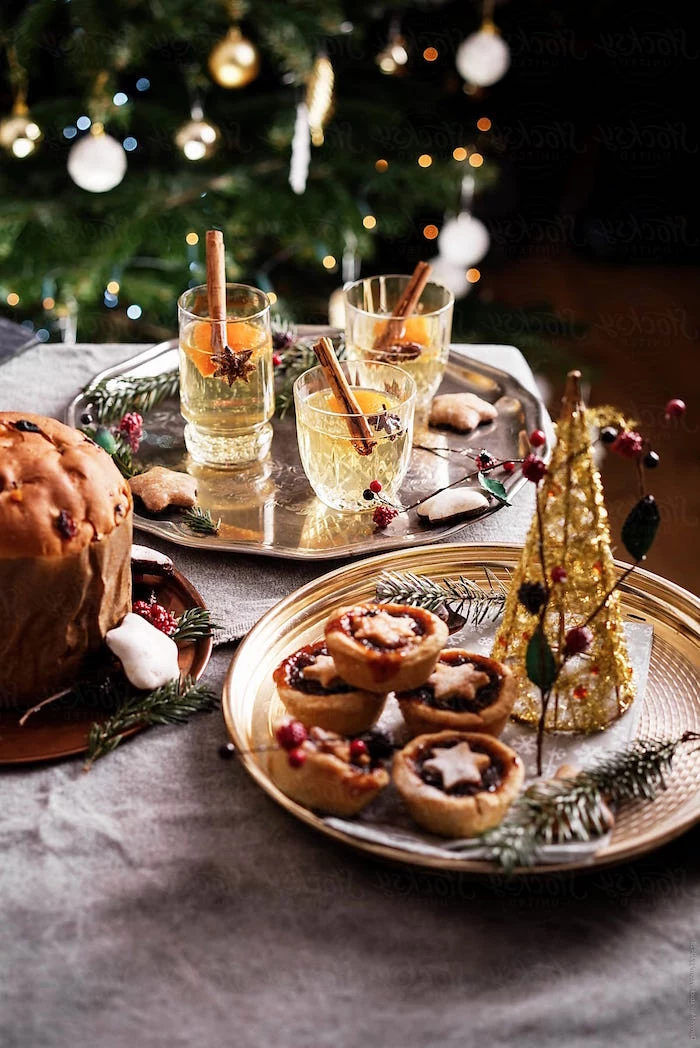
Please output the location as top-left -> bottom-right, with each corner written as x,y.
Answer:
478,471 -> 511,505
621,495 -> 661,561
526,628 -> 557,690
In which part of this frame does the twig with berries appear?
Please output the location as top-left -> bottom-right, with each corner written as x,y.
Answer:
360,480 -> 400,529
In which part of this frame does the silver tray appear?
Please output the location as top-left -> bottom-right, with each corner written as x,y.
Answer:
66,334 -> 548,560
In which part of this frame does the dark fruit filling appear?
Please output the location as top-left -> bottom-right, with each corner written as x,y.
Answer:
282,642 -> 355,696
399,654 -> 501,712
341,607 -> 426,651
413,739 -> 503,797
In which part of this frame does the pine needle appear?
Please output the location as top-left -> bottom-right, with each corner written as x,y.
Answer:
83,370 -> 180,424
182,506 -> 221,536
376,568 -> 508,625
172,607 -> 221,643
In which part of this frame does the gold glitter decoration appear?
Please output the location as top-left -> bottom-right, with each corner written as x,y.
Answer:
492,370 -> 635,732
306,55 -> 334,146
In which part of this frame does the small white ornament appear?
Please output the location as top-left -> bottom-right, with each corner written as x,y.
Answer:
437,213 -> 490,268
417,488 -> 489,523
456,27 -> 511,87
67,130 -> 127,192
289,102 -> 311,194
106,613 -> 180,691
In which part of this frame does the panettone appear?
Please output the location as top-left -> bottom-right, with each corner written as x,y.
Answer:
0,412 -> 133,706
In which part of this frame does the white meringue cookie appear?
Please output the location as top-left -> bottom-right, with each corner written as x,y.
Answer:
106,613 -> 180,690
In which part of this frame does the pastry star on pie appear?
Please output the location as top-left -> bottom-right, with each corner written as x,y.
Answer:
325,603 -> 449,694
393,730 -> 524,837
273,640 -> 388,735
396,649 -> 517,738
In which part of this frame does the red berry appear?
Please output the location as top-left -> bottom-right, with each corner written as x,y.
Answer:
610,431 -> 644,459
287,747 -> 307,769
369,480 -> 382,494
350,739 -> 368,760
529,429 -> 546,448
502,460 -> 516,474
665,398 -> 686,419
118,411 -> 143,453
275,720 -> 308,750
551,566 -> 568,584
372,505 -> 398,529
476,453 -> 494,470
564,626 -> 593,656
272,353 -> 283,367
132,600 -> 178,635
521,454 -> 547,483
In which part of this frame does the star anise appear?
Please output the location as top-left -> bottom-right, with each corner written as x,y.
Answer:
374,341 -> 423,363
367,410 -> 402,439
210,346 -> 256,385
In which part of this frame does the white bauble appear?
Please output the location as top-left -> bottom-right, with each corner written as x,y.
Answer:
456,28 -> 510,87
437,213 -> 490,268
427,256 -> 470,300
67,131 -> 127,192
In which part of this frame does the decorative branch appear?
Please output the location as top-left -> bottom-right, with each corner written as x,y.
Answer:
83,370 -> 180,424
376,568 -> 508,626
172,607 -> 221,643
83,676 -> 218,770
182,506 -> 221,536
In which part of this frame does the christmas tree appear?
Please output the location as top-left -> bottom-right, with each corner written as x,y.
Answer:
0,0 -> 513,344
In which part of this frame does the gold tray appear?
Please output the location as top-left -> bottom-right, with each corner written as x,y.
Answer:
65,335 -> 548,560
222,543 -> 700,874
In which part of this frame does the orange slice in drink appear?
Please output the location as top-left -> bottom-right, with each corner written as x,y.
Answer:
373,315 -> 428,347
326,389 -> 393,415
182,321 -> 265,378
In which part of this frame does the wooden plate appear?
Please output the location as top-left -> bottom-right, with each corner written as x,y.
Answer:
222,543 -> 700,874
0,564 -> 212,764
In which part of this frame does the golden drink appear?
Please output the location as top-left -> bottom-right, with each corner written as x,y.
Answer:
344,275 -> 454,420
178,284 -> 273,467
294,362 -> 416,512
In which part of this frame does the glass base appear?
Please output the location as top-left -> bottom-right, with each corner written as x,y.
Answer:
184,421 -> 273,469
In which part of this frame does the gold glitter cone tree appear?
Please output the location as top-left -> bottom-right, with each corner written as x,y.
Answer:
493,370 -> 634,733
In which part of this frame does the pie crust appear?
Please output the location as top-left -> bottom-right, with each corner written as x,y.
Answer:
268,727 -> 390,816
396,650 -> 516,738
324,603 -> 449,694
393,730 -> 524,837
273,640 -> 387,735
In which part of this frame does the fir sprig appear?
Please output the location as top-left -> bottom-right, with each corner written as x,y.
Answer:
376,568 -> 508,626
183,505 -> 221,536
452,733 -> 699,871
172,607 -> 221,643
84,676 -> 218,770
83,370 -> 180,424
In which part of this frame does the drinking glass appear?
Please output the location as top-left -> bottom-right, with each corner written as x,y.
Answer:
344,274 -> 454,420
293,360 -> 416,512
178,283 -> 273,468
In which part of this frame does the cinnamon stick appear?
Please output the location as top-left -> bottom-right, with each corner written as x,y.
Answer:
312,337 -> 375,456
373,260 -> 432,350
206,229 -> 228,353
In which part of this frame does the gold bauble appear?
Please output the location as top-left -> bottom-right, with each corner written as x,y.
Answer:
208,27 -> 260,89
175,106 -> 220,161
0,103 -> 42,158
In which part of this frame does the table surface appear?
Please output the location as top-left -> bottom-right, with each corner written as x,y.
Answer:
1,343 -> 697,1048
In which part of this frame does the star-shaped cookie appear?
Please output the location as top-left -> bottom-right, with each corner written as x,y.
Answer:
428,661 -> 491,702
302,653 -> 343,689
423,742 -> 490,790
429,392 -> 498,433
129,466 -> 198,513
353,611 -> 417,648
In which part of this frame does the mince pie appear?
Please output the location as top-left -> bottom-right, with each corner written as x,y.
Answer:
396,650 -> 516,738
269,723 -> 390,816
393,730 -> 524,837
324,602 -> 449,694
273,640 -> 388,735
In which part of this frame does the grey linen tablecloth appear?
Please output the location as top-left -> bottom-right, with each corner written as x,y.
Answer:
1,343 -> 697,1048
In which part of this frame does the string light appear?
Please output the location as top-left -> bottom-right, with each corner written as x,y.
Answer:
466,268 -> 481,283
469,152 -> 484,167
36,328 -> 50,342
322,254 -> 337,269
375,158 -> 389,172
123,137 -> 137,152
423,224 -> 439,240
126,304 -> 142,319
63,126 -> 77,139
477,117 -> 492,132
6,292 -> 19,306
418,154 -> 432,168
135,78 -> 150,92
76,115 -> 91,131
112,92 -> 128,107
362,215 -> 377,229
106,280 -> 120,294
423,47 -> 439,61
267,291 -> 278,304
42,296 -> 55,310
185,232 -> 199,246
453,147 -> 468,162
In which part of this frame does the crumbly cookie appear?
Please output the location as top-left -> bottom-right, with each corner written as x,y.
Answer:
129,466 -> 197,513
429,392 -> 498,433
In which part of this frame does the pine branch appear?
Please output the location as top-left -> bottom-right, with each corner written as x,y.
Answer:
83,370 -> 180,424
452,734 -> 698,871
172,607 -> 221,643
182,506 -> 221,536
376,569 -> 508,626
83,676 -> 218,770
